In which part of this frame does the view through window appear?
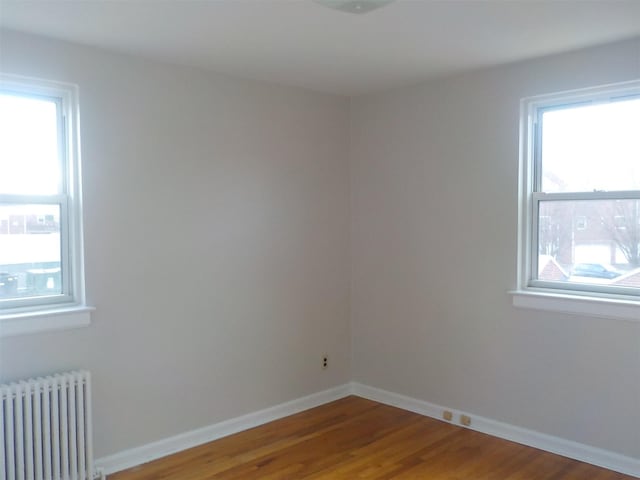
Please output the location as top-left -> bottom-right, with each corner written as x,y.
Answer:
533,94 -> 640,293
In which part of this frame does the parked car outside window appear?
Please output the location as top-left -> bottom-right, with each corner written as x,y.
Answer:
571,263 -> 621,279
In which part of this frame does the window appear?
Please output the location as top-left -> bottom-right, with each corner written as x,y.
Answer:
0,74 -> 89,334
515,80 -> 640,319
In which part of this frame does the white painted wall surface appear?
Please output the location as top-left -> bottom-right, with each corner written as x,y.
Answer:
350,38 -> 640,458
0,29 -> 351,458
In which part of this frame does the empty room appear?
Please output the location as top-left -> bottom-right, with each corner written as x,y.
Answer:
0,0 -> 639,479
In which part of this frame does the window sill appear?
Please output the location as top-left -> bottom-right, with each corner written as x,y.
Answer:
509,290 -> 640,322
0,305 -> 95,338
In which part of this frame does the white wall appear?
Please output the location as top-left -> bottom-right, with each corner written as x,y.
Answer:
350,38 -> 640,458
0,30 -> 352,458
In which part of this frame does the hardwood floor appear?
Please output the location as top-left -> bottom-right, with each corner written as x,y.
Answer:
109,396 -> 634,479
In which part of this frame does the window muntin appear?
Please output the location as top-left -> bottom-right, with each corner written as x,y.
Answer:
522,81 -> 640,300
0,76 -> 84,314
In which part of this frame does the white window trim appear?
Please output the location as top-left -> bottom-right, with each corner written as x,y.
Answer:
511,79 -> 640,322
0,73 -> 92,336
0,306 -> 95,337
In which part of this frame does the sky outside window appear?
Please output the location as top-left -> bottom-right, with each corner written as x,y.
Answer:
541,98 -> 640,193
0,93 -> 61,195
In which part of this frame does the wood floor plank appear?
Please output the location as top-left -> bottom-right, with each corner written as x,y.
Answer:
108,396 -> 635,480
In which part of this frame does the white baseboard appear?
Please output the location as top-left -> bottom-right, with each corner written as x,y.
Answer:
351,383 -> 640,478
96,382 -> 639,478
95,383 -> 352,475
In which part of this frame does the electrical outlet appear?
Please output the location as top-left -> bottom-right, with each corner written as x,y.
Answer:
460,414 -> 471,427
442,410 -> 453,421
322,355 -> 328,369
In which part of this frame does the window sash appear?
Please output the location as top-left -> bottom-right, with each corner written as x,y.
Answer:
0,194 -> 72,310
534,95 -> 640,195
528,279 -> 640,299
529,191 -> 640,298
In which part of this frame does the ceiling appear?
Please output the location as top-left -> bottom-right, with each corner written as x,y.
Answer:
1,0 -> 639,96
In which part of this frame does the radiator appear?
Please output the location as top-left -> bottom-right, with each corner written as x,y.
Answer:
1,371 -> 95,480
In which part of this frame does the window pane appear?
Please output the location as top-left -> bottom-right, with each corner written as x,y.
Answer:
0,204 -> 62,300
537,199 -> 640,289
0,93 -> 61,195
541,98 -> 640,193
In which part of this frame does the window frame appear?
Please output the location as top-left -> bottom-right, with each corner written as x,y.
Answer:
514,80 -> 640,320
0,74 -> 90,334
